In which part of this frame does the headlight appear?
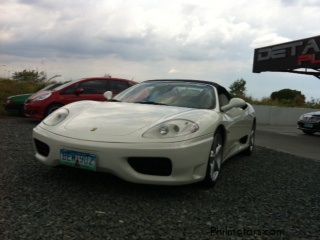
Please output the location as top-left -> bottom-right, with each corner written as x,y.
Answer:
299,114 -> 311,121
32,92 -> 52,101
43,108 -> 69,126
143,119 -> 199,138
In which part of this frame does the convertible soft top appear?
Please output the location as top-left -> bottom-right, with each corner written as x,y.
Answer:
145,79 -> 231,98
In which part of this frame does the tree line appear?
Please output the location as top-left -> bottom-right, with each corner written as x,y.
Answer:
3,69 -> 320,109
229,78 -> 319,109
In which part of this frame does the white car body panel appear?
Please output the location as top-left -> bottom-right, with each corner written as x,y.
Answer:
33,126 -> 213,185
222,105 -> 254,159
32,81 -> 256,185
39,101 -> 221,143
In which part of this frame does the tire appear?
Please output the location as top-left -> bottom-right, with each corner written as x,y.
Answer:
243,121 -> 256,156
302,130 -> 316,135
46,104 -> 63,116
19,106 -> 26,117
203,131 -> 223,187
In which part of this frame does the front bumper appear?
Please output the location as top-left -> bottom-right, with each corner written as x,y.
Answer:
4,102 -> 22,112
33,126 -> 213,185
24,103 -> 46,120
297,121 -> 320,132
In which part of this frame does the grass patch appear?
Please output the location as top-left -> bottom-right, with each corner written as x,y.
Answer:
0,78 -> 45,116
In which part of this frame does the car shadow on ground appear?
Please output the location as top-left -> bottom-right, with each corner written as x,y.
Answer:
300,132 -> 320,137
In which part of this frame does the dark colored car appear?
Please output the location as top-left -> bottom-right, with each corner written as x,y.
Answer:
24,77 -> 137,120
297,111 -> 320,134
4,83 -> 63,116
5,93 -> 32,115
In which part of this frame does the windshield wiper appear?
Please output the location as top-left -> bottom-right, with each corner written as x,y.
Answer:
108,99 -> 121,102
135,101 -> 168,106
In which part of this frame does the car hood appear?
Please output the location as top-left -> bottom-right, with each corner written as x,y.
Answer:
28,90 -> 51,100
42,102 -> 218,142
311,111 -> 320,116
303,111 -> 320,117
8,93 -> 32,100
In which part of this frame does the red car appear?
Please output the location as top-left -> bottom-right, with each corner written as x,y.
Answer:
24,77 -> 137,120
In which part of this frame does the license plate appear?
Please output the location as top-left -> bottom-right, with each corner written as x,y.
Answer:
304,123 -> 313,128
60,149 -> 96,171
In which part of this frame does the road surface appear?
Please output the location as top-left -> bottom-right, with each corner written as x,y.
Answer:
256,124 -> 319,161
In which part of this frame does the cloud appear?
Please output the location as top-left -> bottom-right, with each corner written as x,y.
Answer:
168,68 -> 179,74
250,33 -> 291,48
0,0 -> 268,61
1,0 -> 320,99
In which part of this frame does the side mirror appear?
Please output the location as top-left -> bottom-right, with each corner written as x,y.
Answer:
221,98 -> 246,112
103,91 -> 113,100
75,88 -> 84,96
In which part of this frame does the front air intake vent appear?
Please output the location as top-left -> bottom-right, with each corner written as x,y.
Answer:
127,157 -> 172,176
34,139 -> 50,157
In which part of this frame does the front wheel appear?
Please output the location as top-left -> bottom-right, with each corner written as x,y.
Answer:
243,121 -> 256,156
203,131 -> 223,187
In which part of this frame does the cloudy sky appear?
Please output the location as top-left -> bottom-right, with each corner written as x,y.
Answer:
1,0 -> 320,99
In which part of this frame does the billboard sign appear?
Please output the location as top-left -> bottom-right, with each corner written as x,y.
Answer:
253,35 -> 320,73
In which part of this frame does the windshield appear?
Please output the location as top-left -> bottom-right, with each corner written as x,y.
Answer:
114,81 -> 216,109
54,79 -> 81,91
28,82 -> 69,100
41,82 -> 65,91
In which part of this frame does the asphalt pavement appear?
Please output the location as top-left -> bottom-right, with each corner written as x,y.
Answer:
1,117 -> 320,239
256,124 -> 320,161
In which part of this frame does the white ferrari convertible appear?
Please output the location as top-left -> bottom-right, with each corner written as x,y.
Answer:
33,79 -> 256,186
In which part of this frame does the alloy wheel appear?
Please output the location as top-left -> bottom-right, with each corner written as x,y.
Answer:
203,132 -> 223,186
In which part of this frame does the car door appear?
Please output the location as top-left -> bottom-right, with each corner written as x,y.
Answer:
78,79 -> 108,101
219,92 -> 249,157
109,80 -> 130,96
60,79 -> 108,104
